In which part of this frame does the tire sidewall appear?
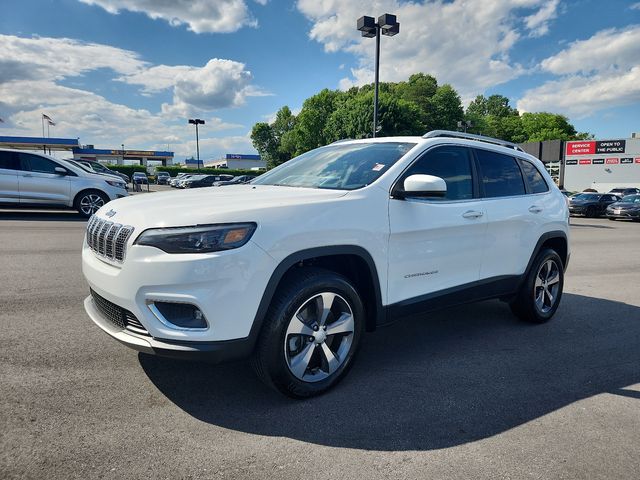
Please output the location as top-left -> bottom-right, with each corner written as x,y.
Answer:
262,271 -> 365,398
526,249 -> 564,322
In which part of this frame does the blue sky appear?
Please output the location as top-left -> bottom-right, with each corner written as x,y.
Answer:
0,0 -> 638,162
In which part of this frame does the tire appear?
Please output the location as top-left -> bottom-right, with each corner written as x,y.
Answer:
252,267 -> 365,398
608,217 -> 616,221
585,206 -> 596,218
510,248 -> 564,324
74,190 -> 109,218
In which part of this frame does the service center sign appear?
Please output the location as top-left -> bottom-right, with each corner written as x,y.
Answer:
566,140 -> 626,155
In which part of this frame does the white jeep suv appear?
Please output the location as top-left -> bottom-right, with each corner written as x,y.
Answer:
0,149 -> 128,217
82,131 -> 570,398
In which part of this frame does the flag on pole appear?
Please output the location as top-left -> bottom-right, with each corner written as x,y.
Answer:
0,117 -> 4,123
42,113 -> 55,126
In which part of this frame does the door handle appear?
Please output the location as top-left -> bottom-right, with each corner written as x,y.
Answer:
22,173 -> 33,177
528,205 -> 543,214
462,210 -> 483,219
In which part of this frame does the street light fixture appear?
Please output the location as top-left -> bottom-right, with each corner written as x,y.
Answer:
357,13 -> 400,138
188,118 -> 205,171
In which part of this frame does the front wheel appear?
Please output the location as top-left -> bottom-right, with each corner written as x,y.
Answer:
74,190 -> 108,218
510,249 -> 564,323
252,267 -> 364,398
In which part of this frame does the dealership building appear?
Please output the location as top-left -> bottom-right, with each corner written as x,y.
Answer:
72,146 -> 174,166
204,153 -> 265,170
562,137 -> 640,192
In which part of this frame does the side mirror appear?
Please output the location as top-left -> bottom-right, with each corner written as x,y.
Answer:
395,174 -> 447,199
54,167 -> 67,175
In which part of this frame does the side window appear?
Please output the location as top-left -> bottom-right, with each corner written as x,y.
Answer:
519,160 -> 549,194
19,153 -> 60,174
0,151 -> 20,171
475,149 -> 526,198
403,146 -> 474,200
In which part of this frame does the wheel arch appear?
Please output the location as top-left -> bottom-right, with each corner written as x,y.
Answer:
248,246 -> 384,349
523,231 -> 569,281
73,188 -> 109,207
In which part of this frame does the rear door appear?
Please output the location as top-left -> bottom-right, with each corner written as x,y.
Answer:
388,145 -> 487,304
0,151 -> 21,204
17,153 -> 71,205
475,148 -> 550,280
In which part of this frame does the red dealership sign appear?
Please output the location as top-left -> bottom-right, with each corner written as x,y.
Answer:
578,159 -> 591,165
605,158 -> 619,164
567,142 -> 595,155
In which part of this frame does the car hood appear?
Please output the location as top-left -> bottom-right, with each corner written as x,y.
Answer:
96,184 -> 349,229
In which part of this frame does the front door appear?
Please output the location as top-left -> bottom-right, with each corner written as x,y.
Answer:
17,153 -> 71,205
388,145 -> 487,306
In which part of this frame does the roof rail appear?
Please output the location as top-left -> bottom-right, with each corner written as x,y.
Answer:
422,130 -> 524,152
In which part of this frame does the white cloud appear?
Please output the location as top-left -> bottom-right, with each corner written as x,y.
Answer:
0,34 -> 144,82
524,0 -> 560,37
159,59 -> 263,116
0,34 -> 259,159
630,3 -> 640,10
540,26 -> 640,75
78,0 -> 258,33
296,0 -> 560,97
517,67 -> 640,117
518,26 -> 640,117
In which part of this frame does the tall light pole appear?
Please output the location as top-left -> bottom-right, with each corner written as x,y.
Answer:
357,13 -> 399,138
121,143 -> 125,164
188,118 -> 205,171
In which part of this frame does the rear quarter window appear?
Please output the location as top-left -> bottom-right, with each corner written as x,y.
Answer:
518,159 -> 549,194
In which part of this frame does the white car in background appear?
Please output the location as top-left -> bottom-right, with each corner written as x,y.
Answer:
82,131 -> 570,398
0,149 -> 127,217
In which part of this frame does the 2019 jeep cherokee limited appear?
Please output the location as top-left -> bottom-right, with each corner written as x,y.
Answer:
82,131 -> 570,398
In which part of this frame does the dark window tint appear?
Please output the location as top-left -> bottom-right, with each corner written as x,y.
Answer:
519,160 -> 548,194
475,149 -> 525,198
404,146 -> 473,200
0,151 -> 20,170
20,153 -> 60,174
602,195 -> 616,202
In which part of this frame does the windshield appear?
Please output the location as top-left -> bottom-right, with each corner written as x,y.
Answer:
573,193 -> 601,200
619,194 -> 640,203
252,142 -> 416,190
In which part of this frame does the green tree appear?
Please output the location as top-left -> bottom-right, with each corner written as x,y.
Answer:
520,112 -> 583,142
427,84 -> 464,131
250,122 -> 279,168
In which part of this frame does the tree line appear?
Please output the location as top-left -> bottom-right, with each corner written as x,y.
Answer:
251,73 -> 591,168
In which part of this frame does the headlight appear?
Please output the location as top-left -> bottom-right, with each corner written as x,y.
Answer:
105,179 -> 126,188
134,223 -> 257,253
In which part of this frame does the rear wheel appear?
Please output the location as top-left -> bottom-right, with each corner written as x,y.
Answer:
608,217 -> 616,221
74,190 -> 108,218
510,249 -> 564,323
252,267 -> 364,398
585,206 -> 596,218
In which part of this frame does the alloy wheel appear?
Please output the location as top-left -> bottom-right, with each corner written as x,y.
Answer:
79,194 -> 105,215
534,259 -> 560,314
284,292 -> 355,382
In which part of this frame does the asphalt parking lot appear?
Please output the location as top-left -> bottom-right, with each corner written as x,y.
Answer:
1,211 -> 639,479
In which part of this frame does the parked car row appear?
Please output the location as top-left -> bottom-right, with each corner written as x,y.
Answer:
568,187 -> 640,221
168,173 -> 256,189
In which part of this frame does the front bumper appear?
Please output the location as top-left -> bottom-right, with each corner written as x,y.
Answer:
84,296 -> 254,362
606,209 -> 640,219
82,239 -> 277,353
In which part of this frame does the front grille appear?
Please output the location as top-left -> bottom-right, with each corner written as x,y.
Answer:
90,289 -> 150,336
86,216 -> 134,263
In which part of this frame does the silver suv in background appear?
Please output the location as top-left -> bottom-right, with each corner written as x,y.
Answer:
0,149 -> 128,217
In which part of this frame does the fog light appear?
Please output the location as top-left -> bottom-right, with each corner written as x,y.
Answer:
151,302 -> 207,329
